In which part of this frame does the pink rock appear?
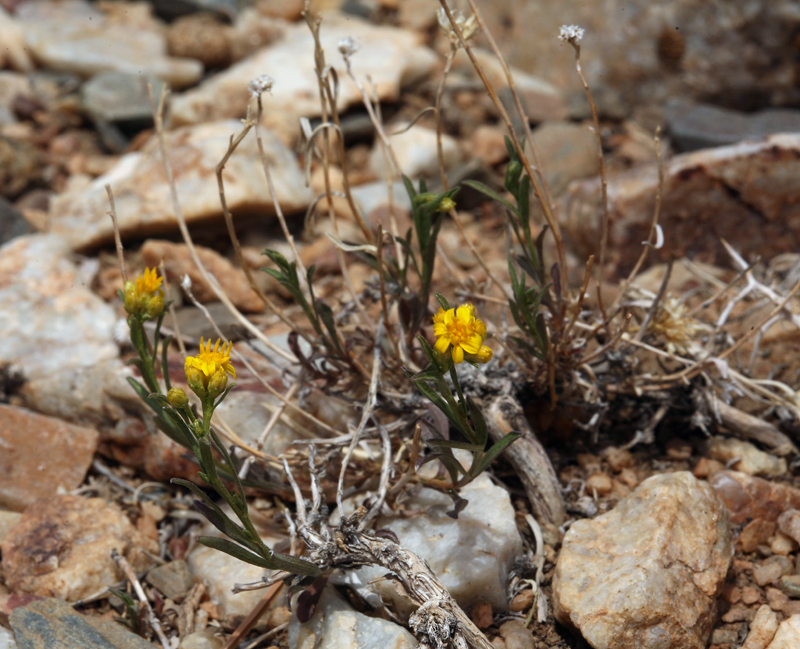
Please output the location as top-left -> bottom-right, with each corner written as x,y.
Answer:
0,405 -> 98,512
710,471 -> 800,525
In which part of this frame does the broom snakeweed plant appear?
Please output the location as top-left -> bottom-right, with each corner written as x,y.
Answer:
123,268 -> 321,578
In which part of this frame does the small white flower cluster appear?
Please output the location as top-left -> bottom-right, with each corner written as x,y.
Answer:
436,7 -> 478,46
338,36 -> 360,58
248,74 -> 274,98
558,24 -> 585,43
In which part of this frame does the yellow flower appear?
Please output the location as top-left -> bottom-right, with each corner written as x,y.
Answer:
432,303 -> 491,364
184,338 -> 236,400
123,267 -> 165,318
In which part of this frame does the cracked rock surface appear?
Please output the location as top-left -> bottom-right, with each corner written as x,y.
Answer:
552,471 -> 733,649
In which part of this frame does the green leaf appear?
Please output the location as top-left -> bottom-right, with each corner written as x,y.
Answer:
471,431 -> 521,478
260,267 -> 285,282
434,293 -> 451,312
197,536 -> 275,570
462,180 -> 518,214
426,438 -> 483,453
468,396 -> 489,446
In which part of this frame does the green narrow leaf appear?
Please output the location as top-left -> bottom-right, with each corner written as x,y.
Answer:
434,293 -> 451,312
197,536 -> 275,569
471,431 -> 521,478
462,180 -> 518,214
426,438 -> 483,452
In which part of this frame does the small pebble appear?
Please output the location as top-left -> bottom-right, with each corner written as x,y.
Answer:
765,555 -> 794,577
471,602 -> 493,630
499,620 -> 535,649
738,519 -> 776,554
510,589 -> 534,612
576,454 -> 602,471
617,467 -> 639,488
766,587 -> 788,612
180,630 -> 223,649
721,584 -> 742,604
740,604 -> 778,649
772,531 -> 799,556
754,561 -> 783,586
742,586 -> 763,605
781,575 -> 800,599
599,446 -> 633,472
693,457 -> 724,479
721,605 -> 753,623
585,471 -> 613,496
665,438 -> 692,460
711,627 -> 739,645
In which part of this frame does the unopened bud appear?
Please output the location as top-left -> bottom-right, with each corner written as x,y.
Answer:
207,368 -> 228,400
123,280 -> 139,314
167,387 -> 189,409
185,365 -> 207,399
145,295 -> 165,319
438,197 -> 456,212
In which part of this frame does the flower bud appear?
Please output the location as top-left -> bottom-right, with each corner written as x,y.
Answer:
207,367 -> 228,401
167,387 -> 189,409
438,197 -> 456,212
145,294 -> 165,319
185,365 -> 207,399
123,280 -> 139,315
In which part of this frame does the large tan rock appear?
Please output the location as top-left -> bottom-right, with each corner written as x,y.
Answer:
169,14 -> 437,140
0,405 -> 98,512
2,495 -> 156,601
767,615 -> 800,649
48,120 -> 312,251
553,472 -> 732,649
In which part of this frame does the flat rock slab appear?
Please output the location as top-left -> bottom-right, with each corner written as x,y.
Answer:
2,495 -> 156,602
0,234 -> 118,380
288,588 -> 415,649
0,405 -> 98,512
169,13 -> 437,139
48,120 -> 312,251
16,0 -> 201,88
553,471 -> 733,649
562,133 -> 800,279
10,597 -> 157,649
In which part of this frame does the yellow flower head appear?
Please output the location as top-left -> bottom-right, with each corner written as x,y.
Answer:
124,267 -> 165,318
184,338 -> 236,400
432,303 -> 491,364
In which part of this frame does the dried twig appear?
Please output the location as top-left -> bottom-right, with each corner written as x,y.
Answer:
111,548 -> 172,649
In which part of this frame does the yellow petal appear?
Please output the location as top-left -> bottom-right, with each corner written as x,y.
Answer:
435,336 -> 451,354
475,318 -> 487,339
452,345 -> 464,364
456,304 -> 473,325
433,323 -> 448,336
461,334 -> 482,354
443,307 -> 456,326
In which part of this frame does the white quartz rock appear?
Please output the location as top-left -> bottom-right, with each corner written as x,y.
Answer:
553,471 -> 733,649
336,473 -> 522,617
766,614 -> 800,649
0,234 -> 118,380
288,588 -> 416,649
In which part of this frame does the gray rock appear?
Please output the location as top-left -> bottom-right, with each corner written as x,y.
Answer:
0,196 -> 34,245
665,102 -> 800,152
531,121 -> 599,197
81,72 -> 166,124
471,0 -> 800,115
145,560 -> 193,602
16,0 -> 202,88
369,122 -> 461,179
178,630 -> 223,649
0,234 -> 118,380
288,588 -> 416,649
9,597 -> 158,649
48,120 -> 312,251
553,472 -> 733,649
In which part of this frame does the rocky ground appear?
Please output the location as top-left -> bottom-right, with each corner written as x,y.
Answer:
2,1 -> 800,649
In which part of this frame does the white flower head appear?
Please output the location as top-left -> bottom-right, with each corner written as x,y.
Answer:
437,7 -> 479,47
338,36 -> 360,58
248,74 -> 274,98
559,24 -> 585,43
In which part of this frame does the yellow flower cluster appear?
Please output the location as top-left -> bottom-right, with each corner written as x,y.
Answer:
184,338 -> 236,400
433,303 -> 492,364
123,267 -> 165,319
